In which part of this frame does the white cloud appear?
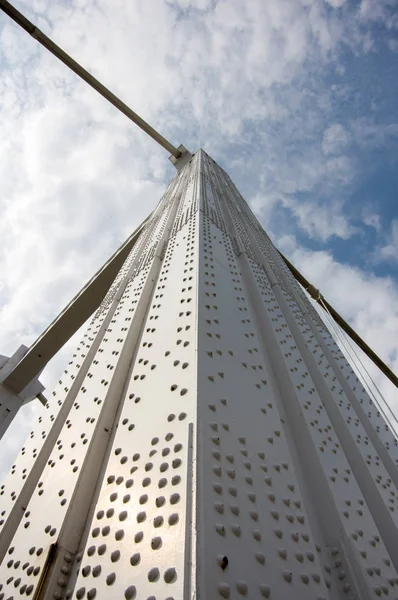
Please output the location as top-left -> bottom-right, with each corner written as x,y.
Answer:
322,123 -> 350,155
362,210 -> 382,232
284,197 -> 356,241
389,38 -> 398,52
250,147 -> 357,242
326,0 -> 347,7
359,0 -> 398,24
378,219 -> 398,263
351,118 -> 398,149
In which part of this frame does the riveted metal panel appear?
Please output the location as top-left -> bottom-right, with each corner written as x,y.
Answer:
70,216 -> 199,599
196,213 -> 331,600
1,149 -> 398,600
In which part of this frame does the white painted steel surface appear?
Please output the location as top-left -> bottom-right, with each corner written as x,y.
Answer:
1,150 -> 398,599
0,345 -> 45,440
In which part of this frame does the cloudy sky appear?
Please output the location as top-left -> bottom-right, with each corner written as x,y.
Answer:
0,0 -> 397,482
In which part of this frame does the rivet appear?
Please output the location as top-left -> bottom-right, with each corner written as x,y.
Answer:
218,555 -> 229,570
148,567 -> 160,582
134,531 -> 143,543
170,493 -> 180,504
169,513 -> 179,525
124,585 -> 136,599
259,584 -> 271,598
236,581 -> 248,595
130,553 -> 140,566
218,583 -> 230,598
151,536 -> 162,550
164,567 -> 177,583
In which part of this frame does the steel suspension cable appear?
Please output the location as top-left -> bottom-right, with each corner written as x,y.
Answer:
317,296 -> 398,435
278,250 -> 398,390
0,0 -> 182,158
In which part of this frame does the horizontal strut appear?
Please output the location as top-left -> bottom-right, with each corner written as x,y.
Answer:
3,215 -> 151,395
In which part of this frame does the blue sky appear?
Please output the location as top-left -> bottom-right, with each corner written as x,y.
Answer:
0,0 -> 397,480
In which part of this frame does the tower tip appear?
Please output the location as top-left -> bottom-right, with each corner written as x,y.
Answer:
169,145 -> 193,170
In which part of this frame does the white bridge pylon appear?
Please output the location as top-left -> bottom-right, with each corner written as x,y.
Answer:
0,150 -> 398,599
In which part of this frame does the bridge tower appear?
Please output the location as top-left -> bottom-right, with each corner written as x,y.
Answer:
1,149 -> 398,600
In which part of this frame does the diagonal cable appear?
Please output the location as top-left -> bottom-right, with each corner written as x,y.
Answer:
278,250 -> 398,390
0,0 -> 181,158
